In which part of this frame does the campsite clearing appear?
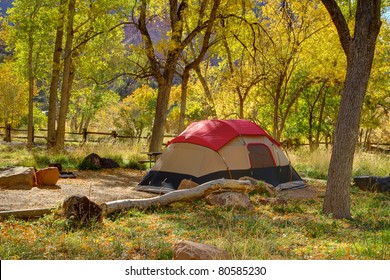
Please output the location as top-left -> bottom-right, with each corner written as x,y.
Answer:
0,169 -> 323,211
0,173 -> 388,260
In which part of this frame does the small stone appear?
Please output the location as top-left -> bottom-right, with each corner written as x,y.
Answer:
206,192 -> 254,210
178,179 -> 199,190
173,240 -> 230,260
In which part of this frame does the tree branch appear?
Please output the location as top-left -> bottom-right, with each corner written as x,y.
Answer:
320,0 -> 351,55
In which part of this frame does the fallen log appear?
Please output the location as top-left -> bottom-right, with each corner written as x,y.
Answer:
101,178 -> 253,214
0,208 -> 53,220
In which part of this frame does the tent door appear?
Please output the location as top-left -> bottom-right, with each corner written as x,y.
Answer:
247,143 -> 276,168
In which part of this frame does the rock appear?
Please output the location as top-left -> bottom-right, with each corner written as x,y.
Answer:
178,179 -> 199,190
100,157 -> 120,169
173,240 -> 230,260
79,153 -> 119,170
36,167 -> 60,186
0,166 -> 36,189
256,197 -> 288,206
206,192 -> 254,210
62,195 -> 103,227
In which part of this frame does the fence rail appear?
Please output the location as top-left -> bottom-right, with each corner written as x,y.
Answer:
0,125 -> 177,145
1,124 -> 389,151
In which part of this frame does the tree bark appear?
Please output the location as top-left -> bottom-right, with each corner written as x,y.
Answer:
194,64 -> 217,118
27,35 -> 34,149
321,0 -> 381,219
101,179 -> 253,214
55,0 -> 76,150
179,68 -> 190,133
149,81 -> 173,152
47,0 -> 65,149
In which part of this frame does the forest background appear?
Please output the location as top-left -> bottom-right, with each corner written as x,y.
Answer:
0,0 -> 390,260
0,0 -> 389,152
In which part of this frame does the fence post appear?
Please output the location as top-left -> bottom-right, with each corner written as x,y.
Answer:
5,124 -> 11,142
82,128 -> 88,143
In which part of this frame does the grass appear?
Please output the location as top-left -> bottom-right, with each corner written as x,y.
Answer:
0,141 -> 147,170
289,147 -> 390,179
0,143 -> 389,259
0,187 -> 388,260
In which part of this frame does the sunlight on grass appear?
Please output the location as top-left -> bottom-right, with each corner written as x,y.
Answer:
0,190 -> 388,260
0,142 -> 146,170
289,147 -> 390,179
0,143 -> 389,260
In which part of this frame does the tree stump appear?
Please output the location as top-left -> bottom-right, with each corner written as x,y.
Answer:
62,195 -> 102,227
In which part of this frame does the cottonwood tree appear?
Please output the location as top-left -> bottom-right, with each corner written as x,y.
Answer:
321,0 -> 382,219
253,0 -> 331,141
359,22 -> 390,149
218,22 -> 267,119
133,0 -> 221,152
178,0 -> 221,132
0,61 -> 29,128
47,0 -> 65,149
6,0 -> 55,148
47,0 -> 129,150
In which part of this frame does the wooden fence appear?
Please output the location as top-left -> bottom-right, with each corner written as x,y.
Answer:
0,124 -> 176,145
1,124 -> 389,152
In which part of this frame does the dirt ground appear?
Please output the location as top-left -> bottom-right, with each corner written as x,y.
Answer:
0,169 -> 156,211
0,169 -> 325,211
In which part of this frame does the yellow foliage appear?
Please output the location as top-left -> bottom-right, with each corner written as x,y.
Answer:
0,61 -> 29,127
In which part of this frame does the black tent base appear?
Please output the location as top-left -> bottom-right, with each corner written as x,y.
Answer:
138,165 -> 305,192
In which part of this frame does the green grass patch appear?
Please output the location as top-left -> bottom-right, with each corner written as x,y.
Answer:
0,143 -> 389,259
1,189 -> 389,260
289,148 -> 390,179
0,142 -> 146,170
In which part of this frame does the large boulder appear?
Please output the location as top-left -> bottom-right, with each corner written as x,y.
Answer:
62,195 -> 103,227
206,192 -> 254,210
0,167 -> 36,189
79,153 -> 120,170
36,167 -> 60,186
173,240 -> 230,260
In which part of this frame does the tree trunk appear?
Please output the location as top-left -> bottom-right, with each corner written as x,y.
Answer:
179,68 -> 190,133
322,0 -> 381,219
55,0 -> 76,150
47,0 -> 65,149
102,179 -> 253,214
149,81 -> 173,152
315,90 -> 327,149
194,65 -> 217,118
238,93 -> 244,119
27,36 -> 34,149
323,58 -> 369,218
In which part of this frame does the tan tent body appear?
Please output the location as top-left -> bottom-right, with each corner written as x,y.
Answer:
138,120 -> 304,193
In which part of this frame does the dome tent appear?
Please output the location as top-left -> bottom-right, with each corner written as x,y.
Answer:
137,119 -> 304,193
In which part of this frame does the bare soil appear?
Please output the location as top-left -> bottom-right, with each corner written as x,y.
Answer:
0,170 -> 325,211
0,169 -> 156,211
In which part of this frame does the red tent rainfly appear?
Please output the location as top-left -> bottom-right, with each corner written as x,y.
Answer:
138,119 -> 304,194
